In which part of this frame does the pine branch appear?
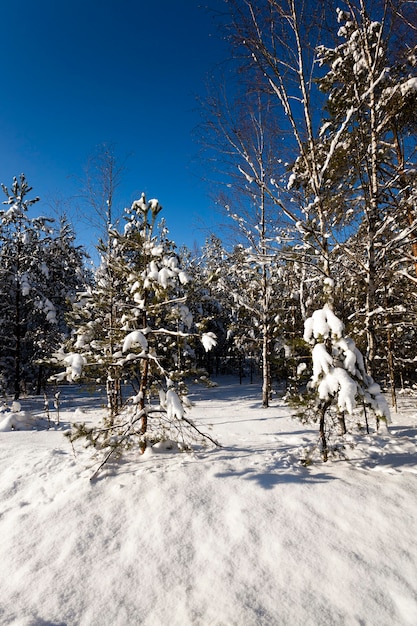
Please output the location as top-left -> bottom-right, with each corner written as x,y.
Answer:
181,415 -> 221,448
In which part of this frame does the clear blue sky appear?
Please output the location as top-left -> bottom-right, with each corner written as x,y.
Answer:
0,0 -> 228,255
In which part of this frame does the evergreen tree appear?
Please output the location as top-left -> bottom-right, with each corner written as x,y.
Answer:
180,236 -> 230,378
59,194 -> 218,476
0,175 -> 86,397
293,304 -> 390,462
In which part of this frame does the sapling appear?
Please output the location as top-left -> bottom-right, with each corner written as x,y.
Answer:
58,194 -> 220,477
295,304 -> 390,461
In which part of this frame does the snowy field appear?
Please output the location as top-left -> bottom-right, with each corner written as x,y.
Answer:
0,377 -> 416,626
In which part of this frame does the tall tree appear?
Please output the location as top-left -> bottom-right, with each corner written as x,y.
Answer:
80,142 -> 126,237
316,0 -> 417,375
0,175 -> 41,397
203,86 -> 292,404
217,0 -> 417,389
223,0 -> 349,293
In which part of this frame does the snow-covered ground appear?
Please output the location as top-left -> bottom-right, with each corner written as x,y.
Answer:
0,377 -> 416,626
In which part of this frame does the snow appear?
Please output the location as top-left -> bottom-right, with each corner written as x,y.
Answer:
178,269 -> 190,285
311,342 -> 333,379
158,266 -> 173,288
296,361 -> 307,376
165,388 -> 185,420
20,272 -> 31,296
178,304 -> 193,329
287,172 -> 296,190
201,331 -> 217,352
318,367 -> 357,414
305,307 -> 390,420
304,303 -> 344,342
122,330 -> 148,353
62,353 -> 87,381
0,409 -> 36,432
400,77 -> 417,97
43,298 -> 57,324
0,378 -> 416,625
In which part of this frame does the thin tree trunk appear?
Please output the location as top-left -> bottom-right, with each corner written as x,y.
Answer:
387,329 -> 397,411
364,80 -> 379,377
14,285 -> 21,400
384,283 -> 397,410
392,126 -> 417,277
36,365 -> 44,396
138,358 -> 149,442
338,412 -> 347,436
262,325 -> 270,408
138,309 -> 150,444
106,369 -> 122,422
319,401 -> 330,462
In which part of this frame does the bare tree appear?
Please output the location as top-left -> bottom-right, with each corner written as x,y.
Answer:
79,142 -> 127,239
202,87 -> 287,405
223,0 -> 343,287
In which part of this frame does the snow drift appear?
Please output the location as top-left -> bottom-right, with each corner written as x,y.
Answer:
0,378 -> 416,625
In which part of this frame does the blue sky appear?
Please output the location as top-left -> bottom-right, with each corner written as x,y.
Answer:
0,0 -> 228,255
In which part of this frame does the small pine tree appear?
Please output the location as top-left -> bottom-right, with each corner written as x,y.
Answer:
57,194 -> 219,477
291,303 -> 390,462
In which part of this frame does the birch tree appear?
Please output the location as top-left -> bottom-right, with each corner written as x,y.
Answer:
224,0 -> 347,294
203,89 -> 287,404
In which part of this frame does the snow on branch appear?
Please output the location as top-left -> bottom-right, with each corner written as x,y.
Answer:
201,332 -> 217,352
122,330 -> 148,353
63,353 -> 87,382
303,303 -> 344,343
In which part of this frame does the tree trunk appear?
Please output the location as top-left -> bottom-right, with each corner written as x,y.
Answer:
392,126 -> 417,278
364,77 -> 379,377
387,326 -> 397,412
138,358 -> 149,439
338,412 -> 347,436
106,369 -> 122,422
14,287 -> 22,400
319,401 -> 331,462
262,327 -> 270,408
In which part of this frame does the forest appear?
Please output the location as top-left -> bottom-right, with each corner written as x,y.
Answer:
2,2 -> 417,623
1,0 -> 417,465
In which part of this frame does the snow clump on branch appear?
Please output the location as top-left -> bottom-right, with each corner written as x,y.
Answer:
201,332 -> 217,352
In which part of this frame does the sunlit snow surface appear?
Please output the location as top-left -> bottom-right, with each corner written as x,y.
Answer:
0,378 -> 416,625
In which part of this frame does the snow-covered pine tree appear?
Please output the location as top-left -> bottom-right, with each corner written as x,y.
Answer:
0,175 -> 41,397
178,235 -> 228,380
58,227 -> 127,416
35,215 -> 88,393
0,175 -> 86,398
295,303 -> 390,462
59,194 -> 218,475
